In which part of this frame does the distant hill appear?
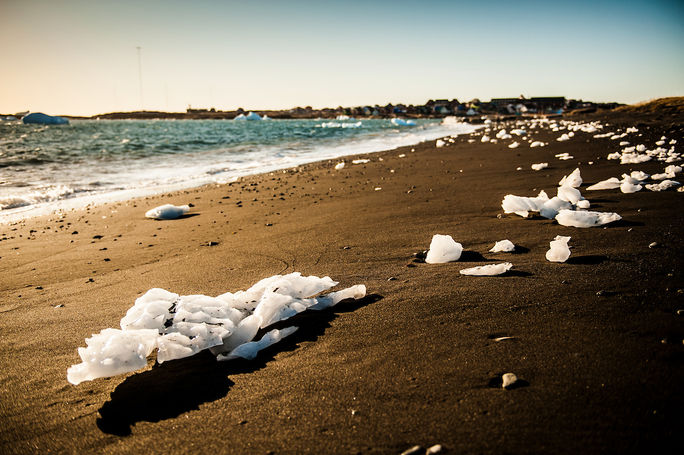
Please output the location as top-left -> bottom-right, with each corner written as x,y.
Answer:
617,97 -> 684,114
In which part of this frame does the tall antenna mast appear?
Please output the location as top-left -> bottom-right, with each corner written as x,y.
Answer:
136,46 -> 144,111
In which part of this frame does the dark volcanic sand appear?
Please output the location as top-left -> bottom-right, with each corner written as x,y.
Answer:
1,110 -> 683,454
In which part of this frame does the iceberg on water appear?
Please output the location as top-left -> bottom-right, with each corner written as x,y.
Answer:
587,177 -> 621,191
555,209 -> 621,228
425,234 -> 463,263
245,112 -> 262,120
489,239 -> 515,253
145,204 -> 190,220
460,262 -> 512,276
391,118 -> 416,127
546,235 -> 571,263
22,112 -> 69,125
67,273 -> 367,384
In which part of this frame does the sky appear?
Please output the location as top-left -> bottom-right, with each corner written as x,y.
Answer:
1,0 -> 683,116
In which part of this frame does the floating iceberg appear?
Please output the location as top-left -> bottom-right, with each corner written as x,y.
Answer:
546,235 -> 571,262
508,142 -> 520,149
245,111 -> 262,120
530,141 -> 545,148
390,118 -> 416,126
539,196 -> 572,219
67,273 -> 366,384
460,262 -> 512,276
145,204 -> 190,220
489,239 -> 515,253
555,209 -> 621,228
587,177 -> 621,190
22,112 -> 69,125
425,234 -> 463,263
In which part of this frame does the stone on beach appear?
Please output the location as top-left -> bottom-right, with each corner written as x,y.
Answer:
489,239 -> 515,253
460,262 -> 512,276
546,235 -> 571,262
145,204 -> 190,220
425,234 -> 463,263
67,273 -> 366,384
555,209 -> 622,228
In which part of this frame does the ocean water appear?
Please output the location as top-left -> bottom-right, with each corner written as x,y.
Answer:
0,117 -> 477,221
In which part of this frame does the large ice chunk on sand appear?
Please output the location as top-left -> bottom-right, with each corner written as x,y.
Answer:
587,177 -> 621,190
545,236 -> 571,262
460,262 -> 512,276
425,234 -> 463,263
66,329 -> 158,385
555,209 -> 621,228
145,204 -> 190,220
558,168 -> 582,188
489,239 -> 515,253
501,190 -> 548,217
68,273 -> 366,384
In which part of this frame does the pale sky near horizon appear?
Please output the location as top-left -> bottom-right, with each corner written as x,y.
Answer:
1,0 -> 683,116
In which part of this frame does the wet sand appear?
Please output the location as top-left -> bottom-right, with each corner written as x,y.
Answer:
1,110 -> 683,454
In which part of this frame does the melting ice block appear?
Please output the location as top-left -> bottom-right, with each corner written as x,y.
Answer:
489,239 -> 515,253
68,273 -> 366,384
501,190 -> 548,217
587,177 -> 621,191
555,209 -> 621,228
620,181 -> 642,193
145,204 -> 190,220
425,234 -> 463,263
460,262 -> 512,276
557,185 -> 582,204
546,236 -> 571,263
645,180 -> 680,192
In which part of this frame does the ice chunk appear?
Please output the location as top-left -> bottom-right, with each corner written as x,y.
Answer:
352,159 -> 370,164
629,170 -> 649,181
145,204 -> 190,220
501,190 -> 549,217
540,197 -> 572,219
334,162 -> 345,170
425,234 -> 463,263
555,209 -> 621,227
22,112 -> 69,125
391,118 -> 416,126
557,133 -> 571,142
620,181 -> 642,193
436,139 -> 446,148
67,328 -> 158,385
68,273 -> 366,384
558,168 -> 582,188
645,180 -> 680,192
587,177 -> 621,190
460,262 -> 512,276
218,327 -> 298,361
489,239 -> 515,253
546,235 -> 571,262
508,141 -> 519,149
557,185 -> 582,204
531,162 -> 548,171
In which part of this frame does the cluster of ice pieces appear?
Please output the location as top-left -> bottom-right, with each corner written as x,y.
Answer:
145,204 -> 190,220
587,167 -> 681,193
67,273 -> 366,385
502,168 -> 622,227
606,137 -> 680,164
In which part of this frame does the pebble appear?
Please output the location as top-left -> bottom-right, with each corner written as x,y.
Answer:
400,446 -> 424,455
502,372 -> 518,389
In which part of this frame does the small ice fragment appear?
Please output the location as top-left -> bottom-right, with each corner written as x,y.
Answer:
557,185 -> 582,204
587,177 -> 621,190
398,153 -> 406,158
531,162 -> 548,171
530,141 -> 545,148
374,187 -> 382,191
558,168 -> 582,188
145,204 -> 190,220
493,336 -> 515,342
460,262 -> 512,276
649,242 -> 658,248
334,162 -> 345,170
502,373 -> 518,389
546,235 -> 571,262
555,209 -> 621,228
576,199 -> 591,209
489,239 -> 515,253
436,139 -> 445,148
620,181 -> 642,193
645,180 -> 680,192
481,135 -> 490,143
508,141 -> 519,149
630,170 -> 649,181
426,444 -> 444,454
425,234 -> 463,263
352,159 -> 370,164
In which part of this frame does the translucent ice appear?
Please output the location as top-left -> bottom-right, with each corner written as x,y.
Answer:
391,118 -> 416,126
557,185 -> 582,204
558,168 -> 582,188
145,204 -> 190,220
545,235 -> 571,262
425,234 -> 463,263
555,209 -> 621,228
645,180 -> 680,192
459,262 -> 512,276
68,273 -> 366,384
489,239 -> 515,253
587,177 -> 621,190
501,190 -> 549,217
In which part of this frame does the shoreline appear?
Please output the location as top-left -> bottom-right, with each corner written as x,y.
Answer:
1,109 -> 683,454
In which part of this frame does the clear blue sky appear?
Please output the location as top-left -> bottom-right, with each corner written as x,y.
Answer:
1,0 -> 683,115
